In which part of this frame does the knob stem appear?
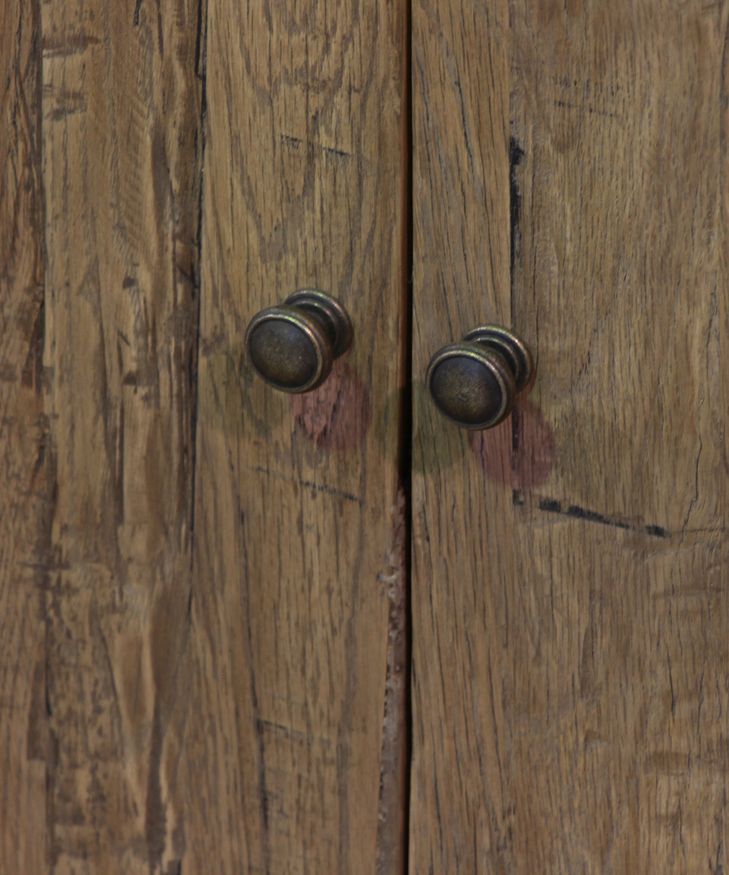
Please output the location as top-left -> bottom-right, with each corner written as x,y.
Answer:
284,290 -> 353,357
464,325 -> 535,394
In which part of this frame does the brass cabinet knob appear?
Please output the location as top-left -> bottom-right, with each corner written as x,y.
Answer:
245,290 -> 353,393
426,325 -> 535,429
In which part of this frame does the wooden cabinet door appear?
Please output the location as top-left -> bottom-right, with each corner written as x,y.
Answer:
186,1 -> 407,872
411,1 -> 729,872
2,0 -> 728,872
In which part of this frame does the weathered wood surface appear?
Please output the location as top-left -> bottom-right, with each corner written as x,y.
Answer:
411,1 -> 729,872
177,2 -> 408,873
7,0 -> 728,871
0,1 -> 47,872
5,1 -> 408,871
41,0 -> 204,870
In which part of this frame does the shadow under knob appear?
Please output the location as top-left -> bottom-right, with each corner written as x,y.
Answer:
245,290 -> 353,393
426,325 -> 535,429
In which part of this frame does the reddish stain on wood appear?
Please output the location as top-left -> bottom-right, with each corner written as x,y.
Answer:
291,362 -> 371,452
469,399 -> 555,488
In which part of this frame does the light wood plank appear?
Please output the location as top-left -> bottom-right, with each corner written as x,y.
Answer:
178,2 -> 408,871
412,1 -> 729,871
41,0 -> 204,870
410,1 -> 512,870
0,1 -> 47,871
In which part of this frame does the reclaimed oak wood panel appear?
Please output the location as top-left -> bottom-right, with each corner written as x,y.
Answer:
41,0 -> 203,870
0,1 -> 47,871
412,1 -> 729,872
178,2 -> 408,872
410,1 -> 513,870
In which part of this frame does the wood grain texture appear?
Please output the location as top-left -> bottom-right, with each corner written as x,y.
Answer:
0,1 -> 47,872
410,1 -> 513,870
411,1 -> 729,872
177,1 -> 408,872
41,0 -> 204,870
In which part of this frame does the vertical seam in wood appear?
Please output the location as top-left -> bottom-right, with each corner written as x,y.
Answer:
507,8 -> 522,498
375,0 -> 413,869
508,134 -> 524,482
32,0 -> 55,862
402,0 -> 414,870
188,0 -> 209,572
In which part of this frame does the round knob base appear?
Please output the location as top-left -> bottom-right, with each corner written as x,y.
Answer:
463,325 -> 535,395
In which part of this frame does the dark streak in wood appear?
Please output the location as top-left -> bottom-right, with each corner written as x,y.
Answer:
553,98 -> 622,121
280,132 -> 352,159
133,0 -> 144,27
249,464 -> 364,505
536,496 -> 670,539
42,33 -> 102,57
187,0 -> 208,560
509,136 -> 524,277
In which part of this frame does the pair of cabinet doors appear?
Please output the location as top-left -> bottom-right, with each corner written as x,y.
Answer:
3,0 -> 727,872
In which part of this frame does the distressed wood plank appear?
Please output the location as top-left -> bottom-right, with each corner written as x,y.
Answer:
41,0 -> 204,870
179,2 -> 408,871
410,0 -> 511,867
412,1 -> 729,872
0,0 -> 47,871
